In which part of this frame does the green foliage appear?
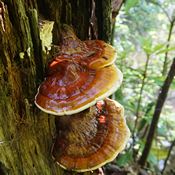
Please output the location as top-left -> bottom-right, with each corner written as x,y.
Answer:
151,147 -> 169,160
114,0 -> 175,174
116,151 -> 133,166
124,0 -> 139,13
148,152 -> 158,167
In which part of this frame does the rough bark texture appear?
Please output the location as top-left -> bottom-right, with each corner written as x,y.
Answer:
0,0 -> 122,174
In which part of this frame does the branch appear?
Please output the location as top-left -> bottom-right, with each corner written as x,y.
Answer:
132,54 -> 150,152
162,17 -> 175,75
161,138 -> 175,174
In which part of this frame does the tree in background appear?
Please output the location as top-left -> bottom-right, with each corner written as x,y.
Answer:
114,0 -> 175,174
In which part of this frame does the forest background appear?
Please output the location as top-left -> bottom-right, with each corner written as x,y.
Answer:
113,0 -> 175,174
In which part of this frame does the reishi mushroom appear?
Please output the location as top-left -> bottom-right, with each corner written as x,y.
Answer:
56,25 -> 117,69
35,59 -> 122,115
35,25 -> 123,115
34,25 -> 130,173
52,98 -> 130,172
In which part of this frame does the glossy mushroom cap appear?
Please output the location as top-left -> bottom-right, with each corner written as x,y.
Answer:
83,40 -> 117,69
52,98 -> 130,172
56,25 -> 117,69
35,59 -> 122,115
35,26 -> 122,115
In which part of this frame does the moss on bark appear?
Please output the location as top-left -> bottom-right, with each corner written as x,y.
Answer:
0,0 -> 121,174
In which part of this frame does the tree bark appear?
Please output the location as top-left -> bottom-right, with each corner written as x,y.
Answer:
138,57 -> 175,167
0,0 -> 123,174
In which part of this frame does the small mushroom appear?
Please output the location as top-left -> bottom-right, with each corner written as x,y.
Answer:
35,59 -> 122,115
83,40 -> 117,69
55,39 -> 117,69
54,25 -> 117,69
52,98 -> 130,172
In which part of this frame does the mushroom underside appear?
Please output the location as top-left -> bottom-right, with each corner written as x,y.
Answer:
52,98 -> 130,172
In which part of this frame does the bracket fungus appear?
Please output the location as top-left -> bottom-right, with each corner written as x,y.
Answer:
52,98 -> 130,172
35,59 -> 122,115
56,25 -> 117,69
35,26 -> 123,115
34,25 -> 130,173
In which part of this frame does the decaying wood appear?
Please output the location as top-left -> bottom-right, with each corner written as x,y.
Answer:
0,0 -> 122,174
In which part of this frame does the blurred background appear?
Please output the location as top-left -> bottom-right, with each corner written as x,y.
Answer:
110,0 -> 175,174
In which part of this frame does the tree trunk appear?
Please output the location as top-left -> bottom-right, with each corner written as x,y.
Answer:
0,0 -> 123,174
138,57 -> 175,167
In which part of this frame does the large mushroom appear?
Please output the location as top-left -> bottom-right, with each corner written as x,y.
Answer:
35,59 -> 122,115
35,26 -> 123,115
52,98 -> 130,172
34,25 -> 130,173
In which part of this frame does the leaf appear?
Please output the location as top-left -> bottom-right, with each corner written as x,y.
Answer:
152,43 -> 166,53
156,47 -> 175,55
139,36 -> 153,54
137,118 -> 148,132
125,0 -> 139,13
116,151 -> 133,166
153,43 -> 165,51
151,76 -> 164,87
147,152 -> 158,166
151,147 -> 168,160
171,80 -> 175,89
157,124 -> 167,137
115,88 -> 124,102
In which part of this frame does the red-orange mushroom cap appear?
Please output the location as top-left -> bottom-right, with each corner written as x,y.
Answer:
56,39 -> 117,69
83,40 -> 117,69
52,98 -> 130,172
55,25 -> 117,69
35,25 -> 122,115
35,59 -> 122,115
